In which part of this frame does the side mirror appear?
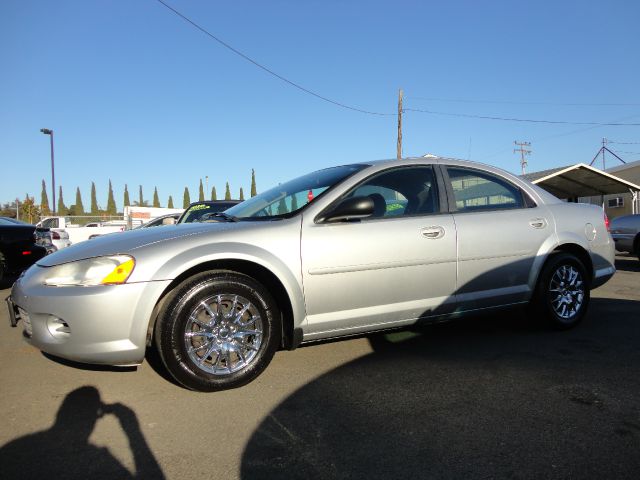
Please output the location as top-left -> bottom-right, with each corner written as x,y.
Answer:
162,217 -> 176,225
321,196 -> 374,223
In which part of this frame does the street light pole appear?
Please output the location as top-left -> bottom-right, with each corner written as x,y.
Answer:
40,128 -> 56,214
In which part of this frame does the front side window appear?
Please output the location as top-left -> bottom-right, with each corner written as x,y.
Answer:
447,167 -> 523,212
346,166 -> 439,218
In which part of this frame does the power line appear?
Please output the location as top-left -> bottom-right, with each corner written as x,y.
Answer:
607,140 -> 640,145
153,0 -> 395,116
611,150 -> 640,155
403,107 -> 640,126
405,96 -> 640,107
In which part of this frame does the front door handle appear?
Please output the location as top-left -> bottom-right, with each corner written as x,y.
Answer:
421,226 -> 445,239
529,218 -> 547,229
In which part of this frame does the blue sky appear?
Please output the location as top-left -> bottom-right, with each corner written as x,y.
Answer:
1,0 -> 639,211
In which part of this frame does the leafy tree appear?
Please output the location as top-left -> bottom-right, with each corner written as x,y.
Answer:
0,201 -> 18,218
239,187 -> 244,201
21,194 -> 39,224
251,169 -> 257,197
123,184 -> 130,207
167,196 -> 174,208
211,187 -> 217,201
57,186 -> 66,215
106,180 -> 117,215
153,187 -> 160,208
183,187 -> 191,208
40,179 -> 50,215
74,187 -> 85,215
198,179 -> 205,202
225,182 -> 231,200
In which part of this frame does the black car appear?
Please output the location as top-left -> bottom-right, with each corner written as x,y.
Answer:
177,200 -> 242,224
0,217 -> 53,284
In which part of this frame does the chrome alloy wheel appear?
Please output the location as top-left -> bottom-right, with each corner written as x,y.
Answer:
549,265 -> 585,320
183,294 -> 263,375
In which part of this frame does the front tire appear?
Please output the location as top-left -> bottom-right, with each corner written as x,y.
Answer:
531,253 -> 590,330
155,271 -> 281,391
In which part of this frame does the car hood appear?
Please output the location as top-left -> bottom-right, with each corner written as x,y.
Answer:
36,222 -> 241,267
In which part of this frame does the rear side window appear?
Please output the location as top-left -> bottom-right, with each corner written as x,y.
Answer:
41,218 -> 59,228
447,167 -> 523,212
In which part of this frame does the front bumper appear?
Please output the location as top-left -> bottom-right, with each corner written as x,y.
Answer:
9,265 -> 171,366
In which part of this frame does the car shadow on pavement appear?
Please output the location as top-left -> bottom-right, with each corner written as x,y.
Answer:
241,298 -> 640,480
615,255 -> 640,273
0,386 -> 165,480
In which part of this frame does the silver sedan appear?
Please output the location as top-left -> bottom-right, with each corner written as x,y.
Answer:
7,158 -> 615,391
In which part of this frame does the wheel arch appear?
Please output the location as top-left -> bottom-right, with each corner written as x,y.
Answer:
146,259 -> 299,351
532,242 -> 593,292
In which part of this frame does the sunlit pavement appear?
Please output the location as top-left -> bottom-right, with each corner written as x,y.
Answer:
1,255 -> 638,479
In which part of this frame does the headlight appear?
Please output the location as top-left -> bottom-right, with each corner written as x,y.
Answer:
43,255 -> 136,287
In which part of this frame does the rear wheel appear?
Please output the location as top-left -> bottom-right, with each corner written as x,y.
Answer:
531,253 -> 590,329
155,271 -> 281,391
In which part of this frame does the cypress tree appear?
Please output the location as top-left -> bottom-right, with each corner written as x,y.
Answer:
123,184 -> 130,207
106,180 -> 117,214
90,182 -> 99,214
75,187 -> 85,215
57,186 -> 66,215
211,187 -> 217,201
153,187 -> 160,207
40,179 -> 50,215
291,194 -> 299,211
278,197 -> 287,214
225,182 -> 231,200
183,187 -> 191,208
251,169 -> 257,197
198,179 -> 205,201
239,187 -> 244,201
138,185 -> 144,206
167,196 -> 174,208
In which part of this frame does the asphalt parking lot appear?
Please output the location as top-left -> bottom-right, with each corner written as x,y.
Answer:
1,256 -> 639,479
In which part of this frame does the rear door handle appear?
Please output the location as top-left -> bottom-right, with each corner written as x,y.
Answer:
421,226 -> 445,239
529,218 -> 547,229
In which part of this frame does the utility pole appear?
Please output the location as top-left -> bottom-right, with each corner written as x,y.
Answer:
514,141 -> 531,175
40,128 -> 56,214
589,138 -> 625,170
397,88 -> 403,160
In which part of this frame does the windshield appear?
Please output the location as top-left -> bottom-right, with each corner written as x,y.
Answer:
225,164 -> 367,219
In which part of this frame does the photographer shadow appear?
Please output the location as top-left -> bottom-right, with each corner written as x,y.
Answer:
0,386 -> 164,480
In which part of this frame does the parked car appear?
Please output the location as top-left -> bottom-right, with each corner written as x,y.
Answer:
0,217 -> 54,284
134,213 -> 181,229
7,158 -> 615,391
177,200 -> 242,224
610,214 -> 640,259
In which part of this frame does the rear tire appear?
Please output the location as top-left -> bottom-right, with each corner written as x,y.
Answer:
530,253 -> 590,330
155,270 -> 280,392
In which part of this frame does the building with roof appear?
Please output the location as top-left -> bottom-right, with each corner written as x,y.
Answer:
521,162 -> 640,219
